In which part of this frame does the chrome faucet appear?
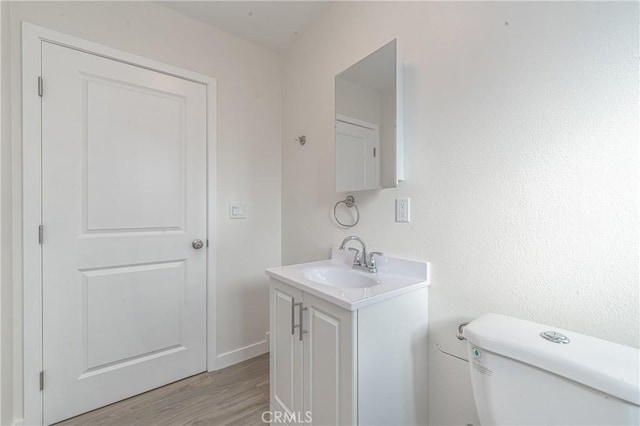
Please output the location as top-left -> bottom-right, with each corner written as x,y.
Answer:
339,236 -> 383,273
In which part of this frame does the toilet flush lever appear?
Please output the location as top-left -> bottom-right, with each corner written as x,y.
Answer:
457,322 -> 469,341
436,344 -> 468,363
436,321 -> 472,363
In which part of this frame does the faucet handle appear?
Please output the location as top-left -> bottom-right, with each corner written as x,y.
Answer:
368,252 -> 384,268
348,247 -> 361,263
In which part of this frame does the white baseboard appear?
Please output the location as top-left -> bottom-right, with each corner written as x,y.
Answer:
215,332 -> 270,370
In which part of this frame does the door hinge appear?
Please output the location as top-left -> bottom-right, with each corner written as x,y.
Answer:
38,225 -> 43,244
39,371 -> 44,391
38,76 -> 43,97
373,147 -> 376,157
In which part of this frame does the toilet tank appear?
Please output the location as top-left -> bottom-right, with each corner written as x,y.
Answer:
463,314 -> 640,426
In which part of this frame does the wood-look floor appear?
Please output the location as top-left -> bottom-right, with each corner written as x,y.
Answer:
56,353 -> 270,426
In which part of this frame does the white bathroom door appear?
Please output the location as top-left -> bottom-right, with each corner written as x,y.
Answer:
41,41 -> 207,424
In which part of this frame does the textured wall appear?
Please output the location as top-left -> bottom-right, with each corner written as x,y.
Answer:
3,2 -> 281,422
281,2 -> 639,424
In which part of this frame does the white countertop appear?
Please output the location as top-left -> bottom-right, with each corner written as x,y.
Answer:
265,249 -> 430,311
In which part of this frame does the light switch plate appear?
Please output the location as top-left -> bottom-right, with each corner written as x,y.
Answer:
396,198 -> 410,223
229,202 -> 247,219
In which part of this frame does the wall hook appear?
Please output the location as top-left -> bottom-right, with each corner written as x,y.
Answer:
296,135 -> 306,145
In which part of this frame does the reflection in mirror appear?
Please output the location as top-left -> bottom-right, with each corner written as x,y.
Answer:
335,39 -> 402,192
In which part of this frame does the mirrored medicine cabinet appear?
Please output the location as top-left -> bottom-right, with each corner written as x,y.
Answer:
335,39 -> 403,192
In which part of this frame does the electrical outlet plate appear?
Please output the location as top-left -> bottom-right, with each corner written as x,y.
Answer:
396,197 -> 410,222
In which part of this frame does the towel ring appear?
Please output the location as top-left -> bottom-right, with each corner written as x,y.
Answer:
333,196 -> 360,228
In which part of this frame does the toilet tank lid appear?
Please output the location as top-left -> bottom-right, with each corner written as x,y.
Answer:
463,313 -> 640,406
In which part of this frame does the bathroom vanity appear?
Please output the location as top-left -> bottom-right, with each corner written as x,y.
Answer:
266,249 -> 430,425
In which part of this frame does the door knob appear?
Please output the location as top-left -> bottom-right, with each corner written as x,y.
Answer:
192,239 -> 204,249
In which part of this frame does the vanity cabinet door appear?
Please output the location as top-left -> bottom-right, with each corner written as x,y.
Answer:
270,280 -> 304,418
302,293 -> 356,425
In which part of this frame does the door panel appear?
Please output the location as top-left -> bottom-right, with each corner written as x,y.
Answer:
308,309 -> 340,423
270,280 -> 304,418
85,77 -> 186,231
83,261 -> 185,370
41,41 -> 207,425
302,293 -> 355,425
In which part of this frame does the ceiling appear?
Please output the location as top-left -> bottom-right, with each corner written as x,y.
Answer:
160,1 -> 333,52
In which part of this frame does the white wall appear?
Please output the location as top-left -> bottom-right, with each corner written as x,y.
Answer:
2,1 -> 281,422
281,2 -> 639,425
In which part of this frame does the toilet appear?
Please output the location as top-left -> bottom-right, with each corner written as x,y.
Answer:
463,313 -> 640,425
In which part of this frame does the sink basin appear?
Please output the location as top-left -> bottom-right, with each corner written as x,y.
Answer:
303,266 -> 381,288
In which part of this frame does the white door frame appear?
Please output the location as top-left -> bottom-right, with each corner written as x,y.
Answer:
21,22 -> 218,425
